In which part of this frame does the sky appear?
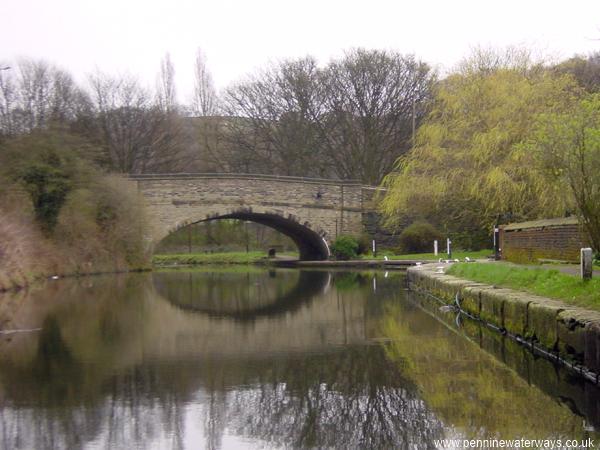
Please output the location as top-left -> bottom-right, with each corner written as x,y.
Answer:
2,0 -> 599,103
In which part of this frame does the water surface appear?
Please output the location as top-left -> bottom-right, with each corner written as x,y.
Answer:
0,268 -> 598,449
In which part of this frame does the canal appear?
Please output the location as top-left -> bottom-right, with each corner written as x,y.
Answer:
0,268 -> 598,449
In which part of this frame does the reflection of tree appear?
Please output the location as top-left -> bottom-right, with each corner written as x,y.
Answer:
1,269 -> 597,449
207,347 -> 443,449
381,300 -> 593,441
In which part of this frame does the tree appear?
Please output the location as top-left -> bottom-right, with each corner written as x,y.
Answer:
318,49 -> 435,184
0,130 -> 97,233
222,57 -> 326,176
380,65 -> 580,244
191,48 -> 217,117
221,50 -> 435,182
553,52 -> 600,93
86,71 -> 188,173
529,94 -> 600,250
0,58 -> 89,137
157,53 -> 177,113
189,49 -> 229,172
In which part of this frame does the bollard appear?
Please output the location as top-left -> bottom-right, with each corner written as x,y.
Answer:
434,240 -> 438,256
581,248 -> 593,280
446,238 -> 452,260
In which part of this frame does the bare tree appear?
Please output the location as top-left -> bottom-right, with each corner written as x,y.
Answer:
317,49 -> 435,184
191,49 -> 217,117
186,49 -> 229,172
0,62 -> 16,136
219,50 -> 435,183
0,59 -> 89,136
157,53 -> 177,113
222,57 -> 327,176
86,71 -> 188,173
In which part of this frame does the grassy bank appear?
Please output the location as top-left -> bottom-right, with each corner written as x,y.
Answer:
152,251 -> 297,266
447,262 -> 600,310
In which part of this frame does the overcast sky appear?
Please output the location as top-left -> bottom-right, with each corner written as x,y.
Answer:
2,0 -> 599,103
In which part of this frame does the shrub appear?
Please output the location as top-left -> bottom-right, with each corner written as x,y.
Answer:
356,234 -> 372,255
331,235 -> 359,260
398,221 -> 444,253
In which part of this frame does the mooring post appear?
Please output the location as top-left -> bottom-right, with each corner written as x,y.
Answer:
372,239 -> 377,258
494,223 -> 500,260
581,248 -> 593,280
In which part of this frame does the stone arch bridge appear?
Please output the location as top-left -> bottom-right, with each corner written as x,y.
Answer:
129,173 -> 387,260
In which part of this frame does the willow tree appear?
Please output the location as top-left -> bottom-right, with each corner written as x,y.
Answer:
529,94 -> 600,251
381,67 -> 580,242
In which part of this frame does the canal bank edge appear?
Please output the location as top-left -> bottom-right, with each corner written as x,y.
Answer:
407,263 -> 600,383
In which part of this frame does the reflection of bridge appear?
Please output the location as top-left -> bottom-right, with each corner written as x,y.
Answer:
129,173 -> 381,260
152,270 -> 331,321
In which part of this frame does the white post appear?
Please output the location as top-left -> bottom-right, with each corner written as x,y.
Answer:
434,240 -> 438,255
446,238 -> 452,259
581,248 -> 593,280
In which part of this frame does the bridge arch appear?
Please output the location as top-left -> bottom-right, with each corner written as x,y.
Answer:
152,269 -> 331,321
130,173 -> 374,261
164,206 -> 331,260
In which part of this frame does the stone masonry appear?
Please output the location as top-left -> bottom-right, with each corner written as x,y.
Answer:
129,173 -> 377,259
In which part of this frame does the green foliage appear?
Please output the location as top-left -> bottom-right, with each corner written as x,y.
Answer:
553,52 -> 600,93
0,129 -> 152,275
333,273 -> 361,291
156,220 -> 296,254
0,130 -> 96,233
330,235 -> 359,260
356,234 -> 372,255
447,262 -> 600,310
397,221 -> 443,253
381,66 -> 579,238
20,160 -> 72,232
152,251 -> 277,266
527,94 -> 600,251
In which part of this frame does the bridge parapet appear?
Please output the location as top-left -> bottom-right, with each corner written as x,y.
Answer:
129,173 -> 395,260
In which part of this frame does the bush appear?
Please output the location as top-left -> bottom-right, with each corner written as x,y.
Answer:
356,234 -> 372,255
331,235 -> 359,260
398,221 -> 444,253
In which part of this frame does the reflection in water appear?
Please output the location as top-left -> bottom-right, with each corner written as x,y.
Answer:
0,268 -> 598,449
153,268 -> 331,320
382,296 -> 594,442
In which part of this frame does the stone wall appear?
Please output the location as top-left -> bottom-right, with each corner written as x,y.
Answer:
499,217 -> 588,263
407,263 -> 600,383
130,173 -> 365,244
360,187 -> 402,250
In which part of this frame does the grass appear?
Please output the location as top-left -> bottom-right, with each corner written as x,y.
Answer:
361,249 -> 493,261
446,262 -> 600,310
152,251 -> 298,266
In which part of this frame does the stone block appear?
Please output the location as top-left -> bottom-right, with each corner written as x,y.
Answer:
479,287 -> 507,330
585,322 -> 600,373
502,293 -> 530,338
557,309 -> 600,364
527,299 -> 565,351
460,285 -> 483,317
